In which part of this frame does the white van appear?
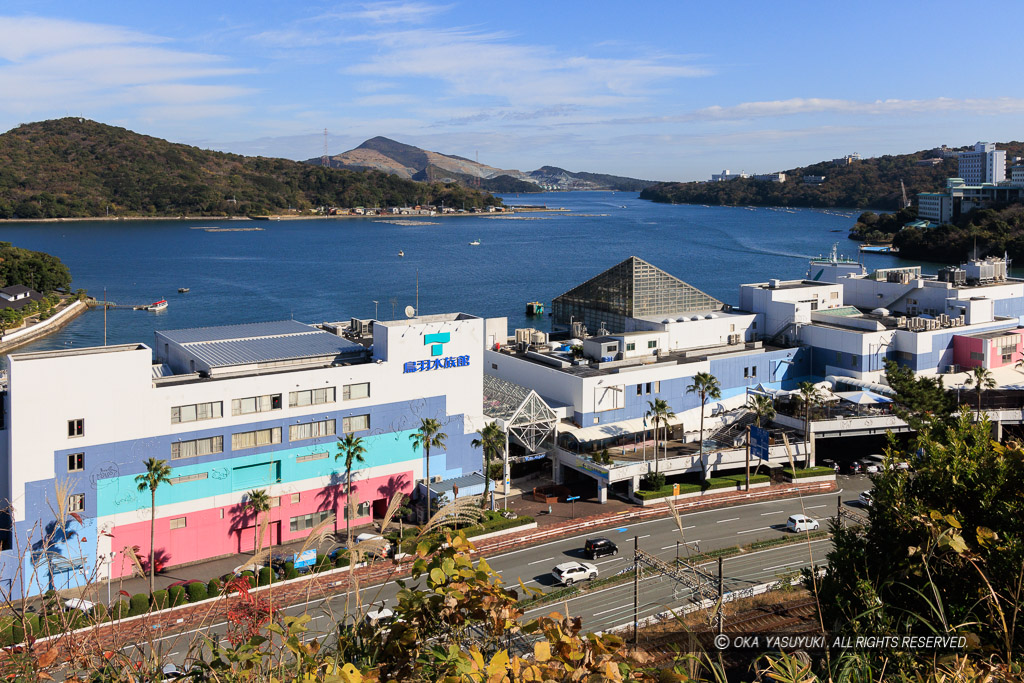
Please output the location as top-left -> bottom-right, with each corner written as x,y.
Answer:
786,514 -> 820,533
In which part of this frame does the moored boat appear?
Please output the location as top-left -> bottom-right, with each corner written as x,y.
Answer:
178,287 -> 190,293
146,300 -> 168,312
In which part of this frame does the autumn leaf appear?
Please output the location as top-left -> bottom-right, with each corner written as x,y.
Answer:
36,647 -> 59,668
534,641 -> 551,662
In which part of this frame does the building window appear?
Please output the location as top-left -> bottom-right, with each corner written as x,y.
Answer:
645,382 -> 652,394
232,394 -> 282,416
67,419 -> 84,438
830,291 -> 839,300
67,493 -> 85,513
752,321 -> 757,330
345,501 -> 371,519
852,355 -> 859,368
289,510 -> 331,533
744,367 -> 749,378
170,517 -> 186,530
169,472 -> 209,485
751,366 -> 757,378
342,414 -> 370,433
729,324 -> 736,332
491,363 -> 497,370
653,381 -> 660,393
647,340 -> 657,349
270,496 -> 281,508
296,451 -> 329,463
289,419 -> 336,442
232,427 -> 282,450
636,385 -> 642,396
625,342 -> 636,351
289,387 -> 336,408
172,436 -> 224,460
342,382 -> 370,401
67,453 -> 85,473
290,493 -> 300,505
970,351 -> 985,361
171,401 -> 223,424
836,352 -> 842,363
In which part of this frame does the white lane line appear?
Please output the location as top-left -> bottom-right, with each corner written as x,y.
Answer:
759,510 -> 784,516
761,560 -> 806,572
637,534 -> 651,540
528,557 -> 554,565
737,526 -> 775,534
593,603 -> 632,617
716,517 -> 740,523
805,505 -> 827,510
168,652 -> 179,657
596,557 -> 622,566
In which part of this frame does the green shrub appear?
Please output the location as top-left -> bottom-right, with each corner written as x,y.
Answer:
641,472 -> 666,491
109,600 -> 129,620
783,466 -> 837,479
207,578 -> 221,597
315,556 -> 332,572
240,570 -> 255,587
284,561 -> 295,573
168,585 -> 186,607
150,589 -> 169,611
258,567 -> 273,586
129,593 -> 149,616
285,567 -> 299,580
334,555 -> 350,569
187,582 -> 208,602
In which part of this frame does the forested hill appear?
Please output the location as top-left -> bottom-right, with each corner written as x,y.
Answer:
641,148 -> 972,210
0,119 -> 500,219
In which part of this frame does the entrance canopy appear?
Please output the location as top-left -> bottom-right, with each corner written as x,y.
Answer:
482,374 -> 557,452
835,390 -> 892,405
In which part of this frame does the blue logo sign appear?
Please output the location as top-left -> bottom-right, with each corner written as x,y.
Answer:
403,332 -> 470,373
293,549 -> 317,569
750,426 -> 770,461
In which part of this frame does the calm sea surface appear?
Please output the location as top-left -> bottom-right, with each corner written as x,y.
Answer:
0,192 -> 950,353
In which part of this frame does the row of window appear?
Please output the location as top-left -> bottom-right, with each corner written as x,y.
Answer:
170,415 -> 366,461
635,381 -> 661,396
170,383 -> 370,425
624,340 -> 659,352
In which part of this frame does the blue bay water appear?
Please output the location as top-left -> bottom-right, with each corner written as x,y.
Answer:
1,192 -> 940,353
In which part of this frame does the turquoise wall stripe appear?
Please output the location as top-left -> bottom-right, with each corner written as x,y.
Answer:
96,428 -> 420,516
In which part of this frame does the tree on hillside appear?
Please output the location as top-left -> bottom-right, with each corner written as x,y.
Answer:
884,359 -> 955,430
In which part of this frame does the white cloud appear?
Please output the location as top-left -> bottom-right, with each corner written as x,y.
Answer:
0,15 -> 252,123
686,97 -> 1024,122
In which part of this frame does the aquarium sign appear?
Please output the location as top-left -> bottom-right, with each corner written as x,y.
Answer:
403,332 -> 470,373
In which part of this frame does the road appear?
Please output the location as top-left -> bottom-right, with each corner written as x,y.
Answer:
115,476 -> 871,671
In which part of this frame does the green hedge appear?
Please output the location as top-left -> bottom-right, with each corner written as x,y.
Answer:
783,467 -> 837,479
258,567 -> 273,586
207,578 -> 221,597
463,512 -> 535,538
151,589 -> 169,611
187,582 -> 208,602
718,473 -> 770,485
129,593 -> 149,616
634,483 -> 703,500
168,585 -> 186,607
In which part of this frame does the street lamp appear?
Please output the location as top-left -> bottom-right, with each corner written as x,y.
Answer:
105,551 -> 117,607
372,300 -> 379,320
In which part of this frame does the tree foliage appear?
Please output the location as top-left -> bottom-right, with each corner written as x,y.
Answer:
884,359 -> 956,430
0,118 -> 501,219
817,409 -> 1024,672
0,241 -> 72,292
895,204 -> 1024,263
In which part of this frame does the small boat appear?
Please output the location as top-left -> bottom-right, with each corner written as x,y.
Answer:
526,301 -> 545,316
859,244 -> 899,254
178,287 -> 190,293
398,250 -> 405,257
146,300 -> 168,312
468,240 -> 481,246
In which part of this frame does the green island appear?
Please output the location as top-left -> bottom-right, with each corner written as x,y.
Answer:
0,118 -> 500,219
641,143 -> 1023,210
0,241 -> 78,335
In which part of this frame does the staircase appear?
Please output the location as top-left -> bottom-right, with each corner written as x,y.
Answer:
704,410 -> 758,451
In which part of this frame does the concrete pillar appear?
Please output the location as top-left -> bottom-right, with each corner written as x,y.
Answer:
552,456 -> 563,484
629,475 -> 640,498
598,480 -> 608,504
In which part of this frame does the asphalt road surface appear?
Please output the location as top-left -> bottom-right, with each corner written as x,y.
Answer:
113,476 -> 871,672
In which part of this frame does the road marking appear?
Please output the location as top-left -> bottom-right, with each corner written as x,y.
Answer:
717,517 -> 739,523
761,560 -> 806,572
662,540 -> 700,550
805,504 -> 827,510
593,603 -> 632,617
596,557 -> 622,566
637,534 -> 651,540
737,526 -> 774,534
616,527 -> 628,532
759,510 -> 784,516
528,557 -> 553,565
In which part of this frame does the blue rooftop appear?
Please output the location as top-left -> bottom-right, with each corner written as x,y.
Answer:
157,320 -> 317,344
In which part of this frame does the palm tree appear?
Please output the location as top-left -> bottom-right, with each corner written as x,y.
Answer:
796,382 -> 824,468
747,393 -> 776,428
645,398 -> 675,474
686,372 -> 721,483
410,418 -> 447,517
964,367 -> 996,416
335,434 -> 367,547
472,422 -> 505,509
135,457 -> 172,594
244,489 -> 272,558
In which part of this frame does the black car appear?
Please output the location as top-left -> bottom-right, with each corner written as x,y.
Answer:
846,461 -> 863,475
820,459 -> 840,473
584,538 -> 618,560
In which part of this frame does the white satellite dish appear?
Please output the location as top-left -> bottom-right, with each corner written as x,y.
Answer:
404,305 -> 416,318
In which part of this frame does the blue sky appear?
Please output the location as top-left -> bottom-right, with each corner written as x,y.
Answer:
0,1 -> 1021,180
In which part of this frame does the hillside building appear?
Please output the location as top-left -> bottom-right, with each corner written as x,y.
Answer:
958,142 -> 1006,184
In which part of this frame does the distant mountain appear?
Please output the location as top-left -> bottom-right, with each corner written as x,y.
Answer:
310,137 -> 656,192
0,119 -> 500,219
639,145 -> 1024,210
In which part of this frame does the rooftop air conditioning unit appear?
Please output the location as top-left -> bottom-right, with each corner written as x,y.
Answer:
432,475 -> 443,483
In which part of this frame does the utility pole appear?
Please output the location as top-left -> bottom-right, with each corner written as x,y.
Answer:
633,535 -> 640,644
717,556 -> 725,634
745,425 -> 751,491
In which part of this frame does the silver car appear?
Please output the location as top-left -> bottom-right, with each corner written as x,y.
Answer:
551,561 -> 598,586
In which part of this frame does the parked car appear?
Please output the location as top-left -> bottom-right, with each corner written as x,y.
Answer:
551,561 -> 598,586
820,459 -> 840,473
857,458 -> 881,474
859,490 -> 874,507
846,461 -> 863,475
786,514 -> 820,533
354,532 -> 392,558
364,604 -> 394,625
584,538 -> 618,560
